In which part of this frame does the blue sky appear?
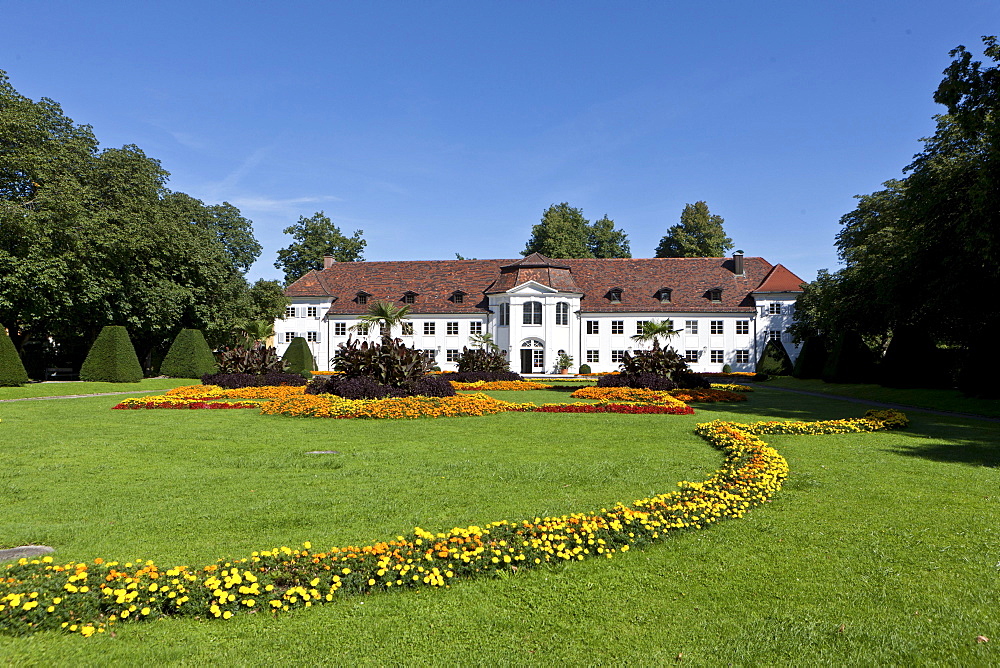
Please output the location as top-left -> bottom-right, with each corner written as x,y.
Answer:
3,2 -> 996,284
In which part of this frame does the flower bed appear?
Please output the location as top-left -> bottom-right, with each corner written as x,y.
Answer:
113,385 -> 307,409
709,383 -> 753,392
668,388 -> 748,403
260,393 -> 535,419
0,412 -> 904,637
449,380 -> 553,391
534,403 -> 694,415
569,386 -> 689,407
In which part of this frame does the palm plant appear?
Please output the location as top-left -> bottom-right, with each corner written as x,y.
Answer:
631,319 -> 682,348
352,301 -> 412,340
469,332 -> 499,351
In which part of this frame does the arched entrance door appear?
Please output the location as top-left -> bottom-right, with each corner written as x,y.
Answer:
520,339 -> 544,374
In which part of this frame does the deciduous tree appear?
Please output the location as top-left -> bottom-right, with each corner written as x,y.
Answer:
275,211 -> 366,284
655,201 -> 733,258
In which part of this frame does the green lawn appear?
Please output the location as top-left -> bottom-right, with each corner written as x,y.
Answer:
0,378 -> 192,400
0,388 -> 997,665
763,376 -> 1000,418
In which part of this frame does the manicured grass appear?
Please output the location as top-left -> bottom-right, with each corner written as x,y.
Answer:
0,378 -> 192,400
763,376 -> 1000,418
1,390 -> 998,664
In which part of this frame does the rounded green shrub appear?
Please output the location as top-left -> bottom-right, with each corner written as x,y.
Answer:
282,336 -> 317,378
79,326 -> 143,383
793,335 -> 828,379
756,339 -> 793,376
578,364 -> 592,374
160,329 -> 218,379
0,332 -> 29,387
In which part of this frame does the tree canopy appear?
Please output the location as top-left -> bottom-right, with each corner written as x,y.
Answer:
654,201 -> 734,258
522,203 -> 631,258
274,211 -> 366,284
790,36 -> 999,391
0,70 -> 285,372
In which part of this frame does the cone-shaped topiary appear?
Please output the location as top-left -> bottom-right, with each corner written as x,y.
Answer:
822,331 -> 877,384
879,324 -> 946,388
160,329 -> 218,378
793,335 -> 828,379
756,339 -> 793,376
0,332 -> 29,387
79,326 -> 143,383
282,336 -> 316,378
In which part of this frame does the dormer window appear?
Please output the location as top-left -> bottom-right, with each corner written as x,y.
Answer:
356,291 -> 371,305
656,287 -> 672,304
607,288 -> 623,303
451,290 -> 466,304
707,288 -> 722,303
402,291 -> 418,304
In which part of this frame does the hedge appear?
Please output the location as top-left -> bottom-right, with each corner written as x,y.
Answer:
160,329 -> 218,379
79,326 -> 143,383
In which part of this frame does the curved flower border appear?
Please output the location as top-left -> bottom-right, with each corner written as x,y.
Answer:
0,415 -> 899,638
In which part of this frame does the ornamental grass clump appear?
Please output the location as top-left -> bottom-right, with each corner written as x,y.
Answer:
79,326 -> 143,383
159,329 -> 218,379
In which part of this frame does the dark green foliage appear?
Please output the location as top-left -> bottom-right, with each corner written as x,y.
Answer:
596,373 -> 677,391
305,374 -> 455,399
456,347 -> 510,373
792,335 -> 828,379
822,332 -> 878,383
957,337 -> 994,397
282,337 -> 317,379
655,201 -> 734,258
863,409 -> 909,430
522,203 -> 631,258
274,211 -> 366,284
202,372 -> 307,389
333,337 -> 432,387
879,325 -> 947,388
721,363 -> 732,374
160,329 -> 217,379
216,343 -> 286,375
578,364 -> 592,374
79,326 -> 143,383
756,340 -> 794,376
448,371 -> 523,383
0,331 -> 29,386
619,342 -> 708,388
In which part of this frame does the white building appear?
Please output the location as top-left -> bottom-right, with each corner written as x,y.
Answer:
276,252 -> 805,374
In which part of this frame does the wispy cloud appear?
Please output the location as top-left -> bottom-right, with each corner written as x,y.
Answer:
228,194 -> 344,213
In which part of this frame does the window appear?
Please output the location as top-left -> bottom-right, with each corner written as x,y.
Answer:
657,288 -> 671,304
685,320 -> 698,334
356,323 -> 369,336
685,350 -> 699,363
306,306 -> 318,318
307,331 -> 318,342
402,322 -> 414,336
423,322 -> 435,335
403,293 -> 416,304
446,322 -> 459,335
586,320 -> 599,335
452,292 -> 464,304
768,303 -> 782,315
357,293 -> 368,305
285,306 -> 296,318
710,350 -> 724,364
446,349 -> 460,362
611,320 -> 624,335
708,289 -> 722,302
469,321 -> 482,335
608,288 -> 623,303
523,301 -> 542,325
710,320 -> 723,335
334,322 -> 347,336
611,350 -> 625,363
735,350 -> 750,364
533,348 -> 544,368
498,303 -> 509,326
424,349 -> 437,360
586,350 -> 600,363
736,320 -> 749,335
284,332 -> 296,343
769,330 -> 782,342
556,302 -> 569,326
636,321 -> 648,335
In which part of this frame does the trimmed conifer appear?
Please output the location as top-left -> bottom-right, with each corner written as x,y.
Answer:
792,335 -> 828,379
756,339 -> 793,376
0,332 -> 29,387
822,331 -> 877,384
79,326 -> 143,383
282,336 -> 316,378
879,325 -> 945,388
160,329 -> 218,378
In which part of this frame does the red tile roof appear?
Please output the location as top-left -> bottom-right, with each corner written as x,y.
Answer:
285,256 -> 801,315
754,264 -> 807,293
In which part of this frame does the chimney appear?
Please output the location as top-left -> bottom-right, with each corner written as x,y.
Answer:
323,255 -> 334,269
733,250 -> 744,276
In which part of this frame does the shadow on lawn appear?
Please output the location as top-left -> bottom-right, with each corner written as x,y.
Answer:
691,388 -> 1000,469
